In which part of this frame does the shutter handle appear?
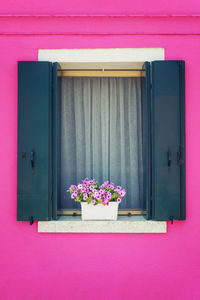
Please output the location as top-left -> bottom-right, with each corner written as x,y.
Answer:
30,150 -> 35,170
168,150 -> 172,169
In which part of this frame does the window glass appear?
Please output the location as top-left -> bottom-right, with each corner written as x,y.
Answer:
59,76 -> 146,210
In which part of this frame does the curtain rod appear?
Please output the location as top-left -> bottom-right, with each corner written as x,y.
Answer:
58,70 -> 146,77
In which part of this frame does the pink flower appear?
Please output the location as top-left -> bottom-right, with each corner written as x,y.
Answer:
82,188 -> 89,193
108,184 -> 115,189
88,179 -> 95,185
82,180 -> 89,186
106,192 -> 112,200
83,193 -> 88,201
73,190 -> 78,196
94,191 -> 101,199
68,179 -> 126,207
99,190 -> 104,195
101,180 -> 109,188
70,185 -> 77,190
121,189 -> 126,197
114,186 -> 122,192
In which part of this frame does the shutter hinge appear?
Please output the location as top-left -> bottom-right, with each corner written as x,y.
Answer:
177,151 -> 184,166
30,216 -> 34,226
169,216 -> 174,224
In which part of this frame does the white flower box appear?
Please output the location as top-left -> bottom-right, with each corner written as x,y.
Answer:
81,202 -> 119,221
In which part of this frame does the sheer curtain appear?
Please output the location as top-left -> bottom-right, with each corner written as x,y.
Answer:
60,76 -> 145,209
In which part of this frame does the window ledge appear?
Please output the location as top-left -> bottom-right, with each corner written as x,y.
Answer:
38,216 -> 167,233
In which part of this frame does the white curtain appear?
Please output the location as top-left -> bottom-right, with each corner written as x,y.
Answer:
60,77 -> 145,209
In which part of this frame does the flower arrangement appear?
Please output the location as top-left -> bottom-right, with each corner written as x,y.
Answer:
68,178 -> 126,206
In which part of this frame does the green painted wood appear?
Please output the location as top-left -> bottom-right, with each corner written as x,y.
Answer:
179,62 -> 186,220
52,62 -> 61,220
17,61 -> 52,221
145,62 -> 152,219
151,60 -> 185,221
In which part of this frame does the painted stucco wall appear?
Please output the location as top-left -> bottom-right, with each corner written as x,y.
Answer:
0,1 -> 200,299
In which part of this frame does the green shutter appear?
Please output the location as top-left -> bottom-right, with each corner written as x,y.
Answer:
151,61 -> 185,221
144,62 -> 152,219
17,62 -> 52,222
52,63 -> 61,220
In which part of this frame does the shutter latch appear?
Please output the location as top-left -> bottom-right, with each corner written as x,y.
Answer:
30,149 -> 35,170
169,216 -> 174,224
168,149 -> 172,169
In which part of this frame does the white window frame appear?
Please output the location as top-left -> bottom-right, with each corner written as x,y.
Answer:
38,48 -> 167,233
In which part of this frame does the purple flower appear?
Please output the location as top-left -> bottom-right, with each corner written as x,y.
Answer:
77,184 -> 83,190
117,198 -> 122,203
71,193 -> 75,199
91,200 -> 95,205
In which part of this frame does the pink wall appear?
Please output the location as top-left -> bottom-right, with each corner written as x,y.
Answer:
1,0 -> 200,15
0,10 -> 200,300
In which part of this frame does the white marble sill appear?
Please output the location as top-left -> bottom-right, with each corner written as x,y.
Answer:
38,216 -> 167,233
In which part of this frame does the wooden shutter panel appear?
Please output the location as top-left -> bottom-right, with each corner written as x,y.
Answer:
150,60 -> 185,221
17,62 -> 52,222
52,63 -> 61,220
144,62 -> 151,219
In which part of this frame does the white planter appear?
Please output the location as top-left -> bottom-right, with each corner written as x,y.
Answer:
81,202 -> 119,221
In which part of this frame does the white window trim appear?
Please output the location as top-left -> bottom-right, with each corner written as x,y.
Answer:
38,48 -> 167,233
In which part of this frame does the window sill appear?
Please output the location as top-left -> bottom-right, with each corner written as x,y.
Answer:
38,216 -> 167,233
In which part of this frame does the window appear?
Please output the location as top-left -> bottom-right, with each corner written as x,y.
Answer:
17,59 -> 185,223
59,70 -> 146,215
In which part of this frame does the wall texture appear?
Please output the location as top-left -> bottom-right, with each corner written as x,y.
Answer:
0,2 -> 200,299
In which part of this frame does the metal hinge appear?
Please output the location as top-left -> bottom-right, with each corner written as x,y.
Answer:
30,216 -> 34,226
177,150 -> 184,166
